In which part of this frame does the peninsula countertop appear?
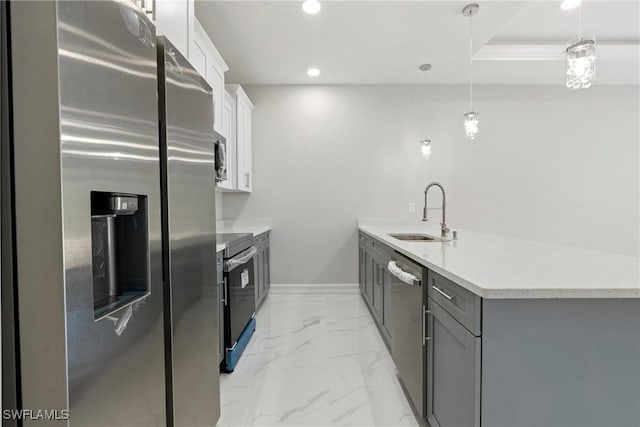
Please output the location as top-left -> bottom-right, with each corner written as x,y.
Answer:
359,221 -> 639,299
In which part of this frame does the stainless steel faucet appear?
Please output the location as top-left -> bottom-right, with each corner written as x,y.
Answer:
422,182 -> 451,239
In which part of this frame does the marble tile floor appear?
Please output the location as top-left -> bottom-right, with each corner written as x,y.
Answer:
218,285 -> 420,427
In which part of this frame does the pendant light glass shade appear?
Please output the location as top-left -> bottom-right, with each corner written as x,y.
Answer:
421,139 -> 432,159
566,38 -> 596,89
463,112 -> 479,140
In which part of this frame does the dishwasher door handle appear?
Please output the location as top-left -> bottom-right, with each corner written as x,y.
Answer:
388,261 -> 421,286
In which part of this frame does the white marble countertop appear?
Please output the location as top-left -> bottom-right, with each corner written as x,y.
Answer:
217,219 -> 271,237
359,221 -> 640,299
220,225 -> 271,237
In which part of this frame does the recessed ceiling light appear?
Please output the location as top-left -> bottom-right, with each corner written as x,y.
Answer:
306,67 -> 320,77
560,0 -> 581,11
302,0 -> 321,15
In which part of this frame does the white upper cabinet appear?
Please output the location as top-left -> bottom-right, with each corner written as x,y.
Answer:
218,90 -> 236,191
153,2 -> 230,136
226,85 -> 254,193
153,0 -> 194,59
192,19 -> 228,136
146,1 -> 255,193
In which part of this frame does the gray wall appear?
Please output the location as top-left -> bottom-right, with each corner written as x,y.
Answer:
223,85 -> 639,284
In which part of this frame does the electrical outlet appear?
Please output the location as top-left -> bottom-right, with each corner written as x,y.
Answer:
408,202 -> 416,213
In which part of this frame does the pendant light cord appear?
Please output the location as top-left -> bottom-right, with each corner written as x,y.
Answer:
424,69 -> 428,127
469,11 -> 473,111
578,2 -> 582,40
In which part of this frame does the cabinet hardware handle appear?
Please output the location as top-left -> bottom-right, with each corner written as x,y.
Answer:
426,309 -> 431,342
422,306 -> 433,345
422,305 -> 425,346
245,172 -> 250,188
432,285 -> 455,301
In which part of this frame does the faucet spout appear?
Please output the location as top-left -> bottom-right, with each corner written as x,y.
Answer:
422,182 -> 449,238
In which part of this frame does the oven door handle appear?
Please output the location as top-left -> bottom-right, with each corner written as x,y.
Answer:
225,246 -> 257,272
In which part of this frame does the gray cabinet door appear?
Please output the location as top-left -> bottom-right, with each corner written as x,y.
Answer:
264,243 -> 270,292
218,252 -> 225,363
219,278 -> 225,363
364,252 -> 373,305
261,245 -> 267,295
359,246 -> 366,294
254,235 -> 270,309
427,298 -> 481,427
373,262 -> 383,320
254,253 -> 261,303
382,268 -> 392,338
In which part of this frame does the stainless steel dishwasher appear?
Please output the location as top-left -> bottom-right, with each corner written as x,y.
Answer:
389,253 -> 426,418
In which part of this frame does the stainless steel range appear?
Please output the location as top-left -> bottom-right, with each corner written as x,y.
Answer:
218,233 -> 257,372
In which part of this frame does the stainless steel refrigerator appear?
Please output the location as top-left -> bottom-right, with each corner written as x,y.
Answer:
3,1 -> 166,425
157,36 -> 221,426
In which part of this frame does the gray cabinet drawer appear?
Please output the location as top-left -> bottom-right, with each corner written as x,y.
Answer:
428,271 -> 481,336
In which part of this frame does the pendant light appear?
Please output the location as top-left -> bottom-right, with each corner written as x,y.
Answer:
565,2 -> 596,89
419,63 -> 433,160
462,3 -> 479,140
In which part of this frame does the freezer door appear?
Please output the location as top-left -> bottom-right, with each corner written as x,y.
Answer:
158,37 -> 220,426
57,1 -> 166,425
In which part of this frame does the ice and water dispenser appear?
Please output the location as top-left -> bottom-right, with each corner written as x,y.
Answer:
91,192 -> 149,320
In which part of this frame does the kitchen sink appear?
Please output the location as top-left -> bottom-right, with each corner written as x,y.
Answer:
389,233 -> 446,242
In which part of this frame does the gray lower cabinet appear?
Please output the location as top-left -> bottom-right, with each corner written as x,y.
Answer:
364,251 -> 373,306
426,298 -> 481,427
358,232 -> 392,345
217,250 -> 225,363
372,261 -> 384,319
359,245 -> 366,295
254,232 -> 271,310
381,267 -> 392,338
264,243 -> 270,295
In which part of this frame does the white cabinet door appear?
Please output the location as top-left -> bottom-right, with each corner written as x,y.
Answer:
218,91 -> 235,191
192,19 -> 227,136
154,0 -> 193,58
207,64 -> 224,135
225,84 -> 253,193
242,103 -> 252,192
236,100 -> 247,191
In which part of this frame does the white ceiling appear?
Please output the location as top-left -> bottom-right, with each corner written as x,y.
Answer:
195,1 -> 640,85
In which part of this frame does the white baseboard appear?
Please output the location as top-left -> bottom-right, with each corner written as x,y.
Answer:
269,283 -> 359,295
